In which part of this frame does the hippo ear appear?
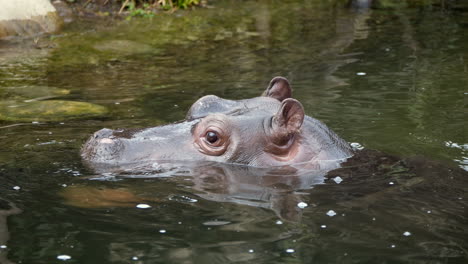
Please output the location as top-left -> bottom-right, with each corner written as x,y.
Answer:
262,76 -> 292,102
272,98 -> 304,136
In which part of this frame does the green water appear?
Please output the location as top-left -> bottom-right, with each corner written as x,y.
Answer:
0,0 -> 467,263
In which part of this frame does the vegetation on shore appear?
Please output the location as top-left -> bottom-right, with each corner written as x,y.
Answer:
67,0 -> 202,16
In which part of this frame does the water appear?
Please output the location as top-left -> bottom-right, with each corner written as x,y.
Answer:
0,0 -> 467,263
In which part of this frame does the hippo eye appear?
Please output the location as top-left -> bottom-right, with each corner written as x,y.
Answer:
205,131 -> 219,144
194,117 -> 230,156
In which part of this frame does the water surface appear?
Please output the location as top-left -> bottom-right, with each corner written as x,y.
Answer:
0,0 -> 467,263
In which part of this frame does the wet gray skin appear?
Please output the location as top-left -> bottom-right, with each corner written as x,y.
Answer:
81,77 -> 353,171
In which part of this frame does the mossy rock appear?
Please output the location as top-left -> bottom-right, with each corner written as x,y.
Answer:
93,40 -> 154,55
0,86 -> 70,100
0,100 -> 108,122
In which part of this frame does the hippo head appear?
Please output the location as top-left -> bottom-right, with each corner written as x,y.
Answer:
81,77 -> 353,171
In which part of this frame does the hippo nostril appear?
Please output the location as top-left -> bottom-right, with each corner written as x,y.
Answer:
94,128 -> 114,139
82,128 -> 124,162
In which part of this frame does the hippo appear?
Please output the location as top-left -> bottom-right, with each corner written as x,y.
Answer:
81,77 -> 353,172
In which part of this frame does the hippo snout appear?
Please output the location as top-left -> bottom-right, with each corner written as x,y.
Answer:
82,128 -> 124,162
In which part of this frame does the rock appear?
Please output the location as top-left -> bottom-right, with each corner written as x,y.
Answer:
0,0 -> 62,39
0,100 -> 108,122
52,0 -> 74,24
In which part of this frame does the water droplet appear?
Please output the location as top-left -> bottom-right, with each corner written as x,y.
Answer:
0,245 -> 7,249
390,244 -> 396,248
62,184 -> 67,187
276,220 -> 283,225
12,186 -> 21,190
285,249 -> 295,253
248,249 -> 254,253
297,202 -> 308,209
356,72 -> 367,76
427,210 -> 432,214
132,256 -> 139,260
326,210 -> 337,217
203,221 -> 231,226
372,217 -> 376,221
333,176 -> 343,184
159,229 -> 166,234
350,142 -> 364,150
48,132 -> 53,135
32,121 -> 39,124
136,204 -> 151,209
320,225 -> 327,229
115,102 -> 120,105
60,122 -> 65,125
389,182 -> 394,185
57,255 -> 72,261
403,231 -> 411,236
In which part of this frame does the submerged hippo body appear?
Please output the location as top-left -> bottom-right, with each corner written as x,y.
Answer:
82,77 -> 353,171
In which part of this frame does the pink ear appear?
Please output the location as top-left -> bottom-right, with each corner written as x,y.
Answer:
262,76 -> 292,102
265,99 -> 305,157
274,98 -> 304,135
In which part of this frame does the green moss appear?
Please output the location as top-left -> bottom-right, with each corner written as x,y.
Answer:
0,86 -> 70,101
0,100 -> 108,122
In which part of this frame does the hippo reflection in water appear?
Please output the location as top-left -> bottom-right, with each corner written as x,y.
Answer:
82,77 -> 353,172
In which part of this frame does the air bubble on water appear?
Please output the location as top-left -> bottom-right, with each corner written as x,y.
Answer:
389,182 -> 394,185
0,245 -> 7,249
178,222 -> 182,224
159,229 -> 166,234
57,255 -> 71,261
350,142 -> 364,150
136,204 -> 151,209
48,132 -> 53,135
12,186 -> 21,190
60,122 -> 65,125
248,249 -> 254,253
403,231 -> 411,236
132,256 -> 139,261
276,220 -> 283,225
427,210 -> 432,214
372,217 -> 376,221
62,184 -> 67,187
390,244 -> 396,248
169,195 -> 198,203
115,102 -> 120,105
326,210 -> 337,217
297,202 -> 308,209
285,249 -> 295,253
174,104 -> 179,108
32,121 -> 39,124
333,176 -> 343,184
321,225 -> 327,229
356,72 -> 367,76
